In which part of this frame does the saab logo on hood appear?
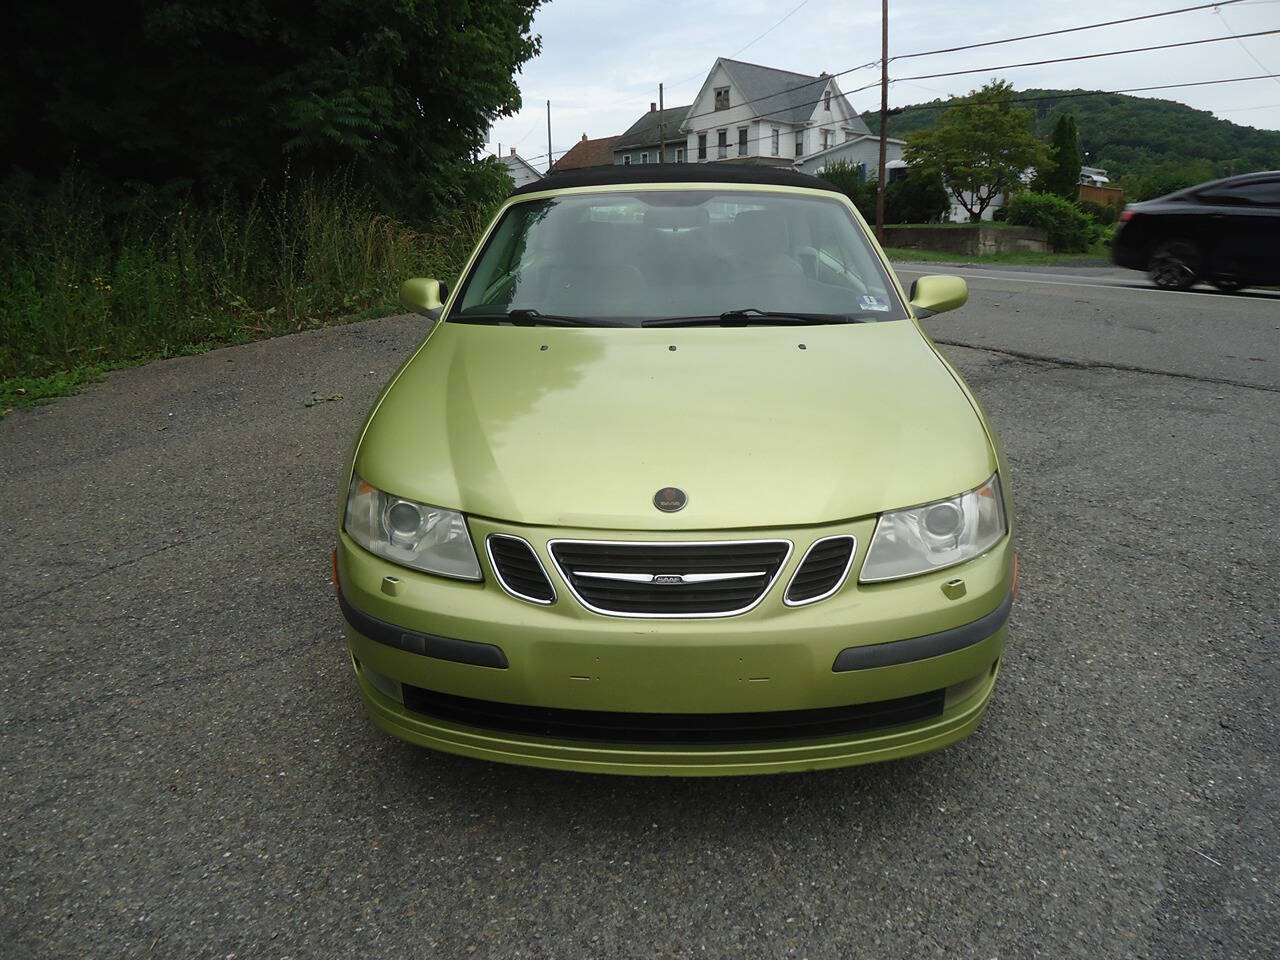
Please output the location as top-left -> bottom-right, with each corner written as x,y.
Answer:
653,487 -> 687,513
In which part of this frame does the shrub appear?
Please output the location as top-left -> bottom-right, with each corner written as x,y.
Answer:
819,161 -> 878,223
0,169 -> 501,381
1002,192 -> 1093,252
885,170 -> 949,223
1075,197 -> 1118,225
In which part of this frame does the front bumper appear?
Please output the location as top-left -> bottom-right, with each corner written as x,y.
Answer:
337,516 -> 1014,776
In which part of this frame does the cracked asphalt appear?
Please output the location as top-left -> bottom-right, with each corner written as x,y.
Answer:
2,264 -> 1277,959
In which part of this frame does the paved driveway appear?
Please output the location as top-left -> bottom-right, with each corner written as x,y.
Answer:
2,266 -> 1276,958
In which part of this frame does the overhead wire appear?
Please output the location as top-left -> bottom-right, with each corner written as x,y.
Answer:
895,30 -> 1280,84
518,6 -> 1280,165
518,73 -> 1280,167
1213,7 -> 1280,92
891,0 -> 1247,61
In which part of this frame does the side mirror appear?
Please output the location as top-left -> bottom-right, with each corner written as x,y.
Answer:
399,278 -> 448,319
908,275 -> 968,318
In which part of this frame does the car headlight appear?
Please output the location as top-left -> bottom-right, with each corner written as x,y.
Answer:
859,473 -> 1007,583
343,472 -> 482,581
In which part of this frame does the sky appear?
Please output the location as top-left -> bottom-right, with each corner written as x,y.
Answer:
485,0 -> 1280,171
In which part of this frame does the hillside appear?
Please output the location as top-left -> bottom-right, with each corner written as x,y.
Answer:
863,88 -> 1280,198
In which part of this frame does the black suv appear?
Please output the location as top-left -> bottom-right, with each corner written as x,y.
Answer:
1112,171 -> 1280,291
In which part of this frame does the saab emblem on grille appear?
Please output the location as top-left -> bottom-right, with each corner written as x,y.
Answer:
652,574 -> 685,584
653,487 -> 687,513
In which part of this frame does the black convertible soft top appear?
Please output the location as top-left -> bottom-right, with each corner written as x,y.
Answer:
510,162 -> 841,196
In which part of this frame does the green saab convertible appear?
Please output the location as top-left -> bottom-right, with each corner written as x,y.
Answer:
334,165 -> 1015,776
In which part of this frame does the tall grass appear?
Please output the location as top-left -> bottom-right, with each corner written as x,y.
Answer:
0,172 -> 492,383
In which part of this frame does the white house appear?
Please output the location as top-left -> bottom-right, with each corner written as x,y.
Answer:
499,148 -> 542,187
792,135 -> 907,178
679,58 -> 889,167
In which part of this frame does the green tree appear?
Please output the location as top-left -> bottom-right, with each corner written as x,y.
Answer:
0,1 -> 543,211
885,169 -> 949,223
1036,114 -> 1081,199
902,80 -> 1052,221
819,161 -> 878,222
870,89 -> 1280,192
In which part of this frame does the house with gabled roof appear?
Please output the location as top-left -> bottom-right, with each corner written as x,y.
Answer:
499,148 -> 543,187
550,133 -> 620,172
793,135 -> 907,179
612,102 -> 693,166
679,58 -> 890,167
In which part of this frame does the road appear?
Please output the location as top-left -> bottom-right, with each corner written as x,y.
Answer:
2,264 -> 1276,959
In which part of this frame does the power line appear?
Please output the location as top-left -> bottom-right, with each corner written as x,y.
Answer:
892,0 -> 1246,62
678,4 -> 1255,134
730,0 -> 813,59
666,0 -> 815,87
878,74 -> 1280,121
1214,8 -> 1280,93
523,75 -> 884,165
679,60 -> 880,130
520,73 -> 1280,167
896,30 -> 1280,84
1214,101 -> 1280,112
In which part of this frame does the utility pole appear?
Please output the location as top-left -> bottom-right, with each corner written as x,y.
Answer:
875,0 -> 888,242
658,83 -> 665,164
546,100 -> 552,173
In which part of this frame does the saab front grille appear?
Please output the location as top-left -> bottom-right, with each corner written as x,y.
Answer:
487,535 -> 556,604
785,536 -> 856,605
548,539 -> 791,617
402,684 -> 945,744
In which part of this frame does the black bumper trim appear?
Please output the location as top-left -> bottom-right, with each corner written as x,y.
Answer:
338,590 -> 509,669
401,684 -> 945,744
832,589 -> 1013,672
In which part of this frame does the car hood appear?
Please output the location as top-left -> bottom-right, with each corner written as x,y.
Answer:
355,320 -> 996,530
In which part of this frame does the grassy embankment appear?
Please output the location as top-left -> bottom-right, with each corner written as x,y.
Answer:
0,175 -> 491,415
882,221 -> 1114,266
883,243 -> 1112,266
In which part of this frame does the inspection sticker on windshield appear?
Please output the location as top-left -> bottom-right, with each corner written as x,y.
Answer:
859,294 -> 891,312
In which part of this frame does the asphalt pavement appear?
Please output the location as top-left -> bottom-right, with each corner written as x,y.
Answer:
2,264 -> 1276,958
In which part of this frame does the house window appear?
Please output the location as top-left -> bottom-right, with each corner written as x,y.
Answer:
738,127 -> 748,156
771,127 -> 779,156
824,92 -> 831,112
676,147 -> 684,163
717,129 -> 728,159
714,86 -> 730,111
640,152 -> 648,164
822,130 -> 830,151
697,133 -> 707,161
623,155 -> 631,165
795,131 -> 803,157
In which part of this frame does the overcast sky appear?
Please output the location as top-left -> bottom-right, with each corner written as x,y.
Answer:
485,0 -> 1280,170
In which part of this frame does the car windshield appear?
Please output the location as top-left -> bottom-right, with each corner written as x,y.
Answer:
450,189 -> 906,326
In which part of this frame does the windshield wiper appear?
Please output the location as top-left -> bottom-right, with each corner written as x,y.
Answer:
453,308 -> 615,327
642,308 -> 872,328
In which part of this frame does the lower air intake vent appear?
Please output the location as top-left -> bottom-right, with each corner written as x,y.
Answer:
549,539 -> 791,617
402,684 -> 945,744
785,536 -> 856,605
487,535 -> 555,604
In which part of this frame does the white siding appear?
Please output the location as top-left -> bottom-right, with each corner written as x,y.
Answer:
793,137 -> 904,176
500,155 -> 542,187
684,63 -> 766,161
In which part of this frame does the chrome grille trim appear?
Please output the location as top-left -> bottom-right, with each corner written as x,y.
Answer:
783,535 -> 857,607
547,538 -> 793,619
486,534 -> 556,606
574,570 -> 767,584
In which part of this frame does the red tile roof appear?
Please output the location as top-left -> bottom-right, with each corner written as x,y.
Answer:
550,134 -> 619,172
